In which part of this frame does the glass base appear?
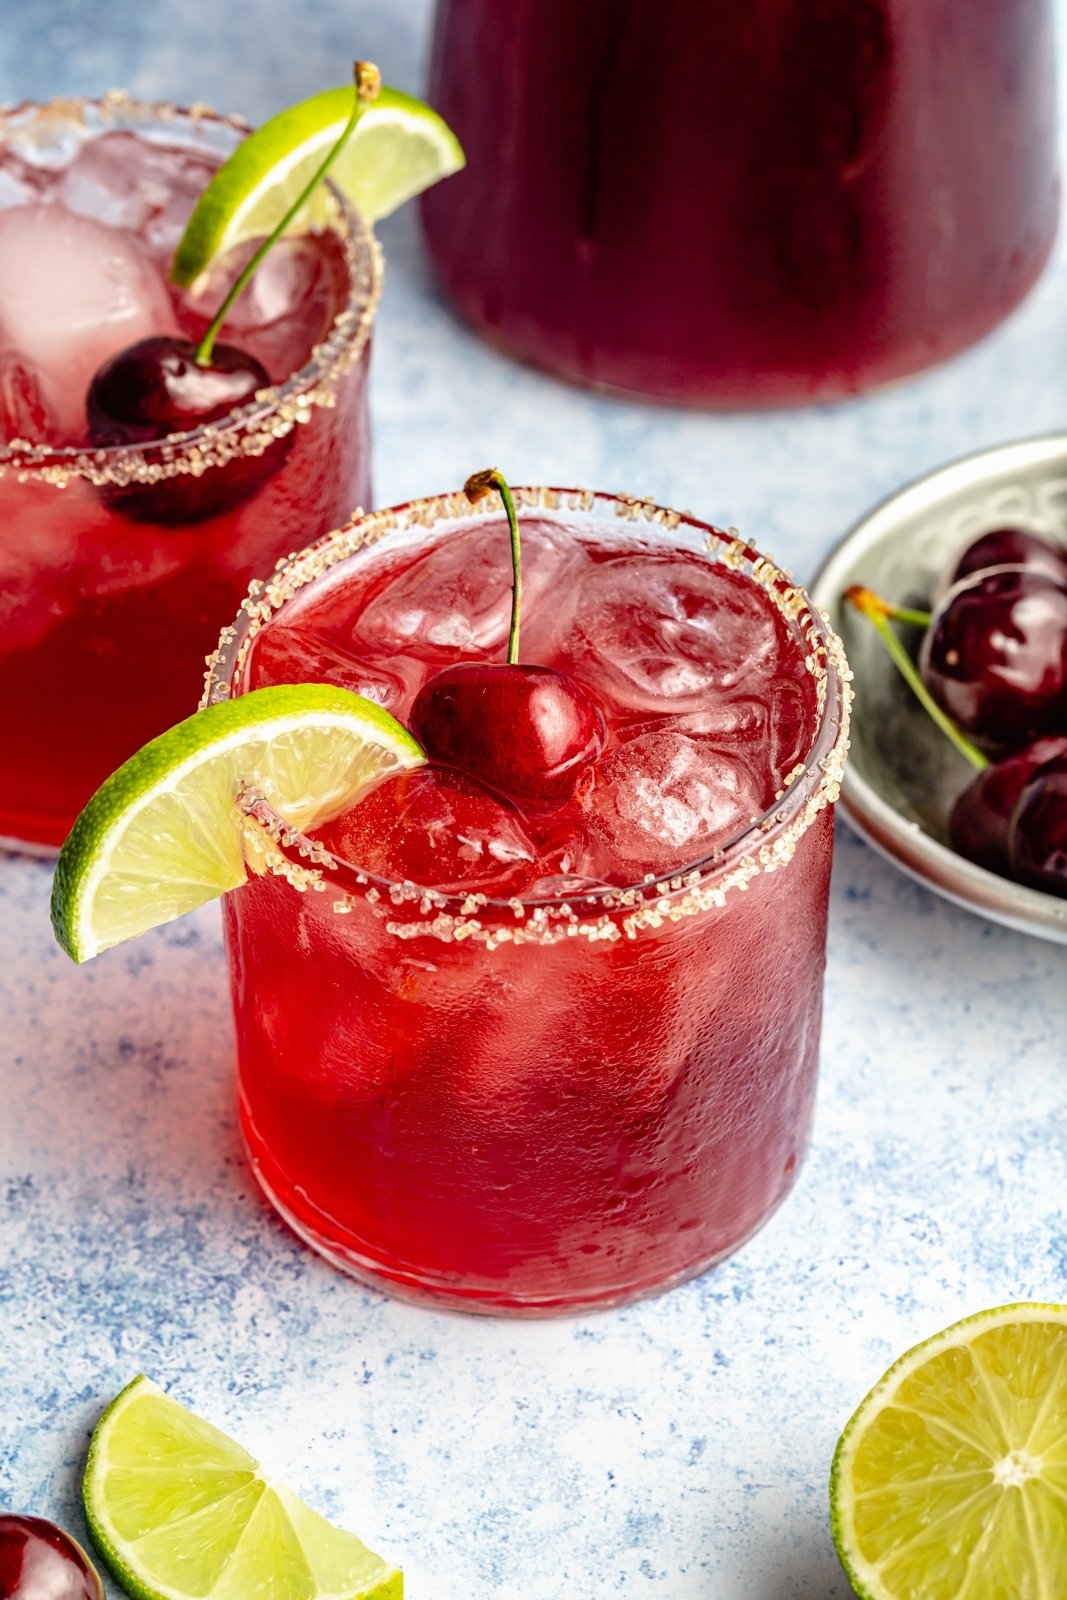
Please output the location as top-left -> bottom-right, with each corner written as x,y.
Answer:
241,1122 -> 801,1318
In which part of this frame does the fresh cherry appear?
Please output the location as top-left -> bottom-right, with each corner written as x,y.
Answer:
949,734 -> 1067,875
87,335 -> 269,446
408,467 -> 606,806
82,64 -> 385,527
919,566 -> 1067,749
410,661 -> 606,806
945,526 -> 1067,590
0,1514 -> 104,1600
1007,756 -> 1067,897
86,334 -> 278,523
316,764 -> 538,894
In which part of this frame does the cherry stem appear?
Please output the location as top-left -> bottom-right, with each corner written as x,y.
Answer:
194,60 -> 381,366
845,585 -> 988,772
856,594 -> 933,628
465,468 -> 522,664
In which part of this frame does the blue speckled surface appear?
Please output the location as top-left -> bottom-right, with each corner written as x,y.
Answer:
2,4 -> 1067,1596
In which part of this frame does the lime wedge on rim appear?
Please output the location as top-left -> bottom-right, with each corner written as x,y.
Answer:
172,84 -> 465,287
50,684 -> 425,963
83,1376 -> 402,1600
830,1302 -> 1067,1600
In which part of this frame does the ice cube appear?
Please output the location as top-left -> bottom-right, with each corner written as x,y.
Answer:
140,145 -> 225,263
525,872 -> 610,899
174,233 -> 347,382
625,681 -> 816,787
60,131 -> 217,241
564,554 -> 786,717
0,150 -> 51,209
581,730 -> 771,881
317,766 -> 537,895
0,205 -> 178,444
0,353 -> 49,445
351,521 -> 584,661
247,621 -> 412,714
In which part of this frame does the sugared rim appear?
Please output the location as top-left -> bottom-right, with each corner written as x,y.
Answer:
205,487 -> 852,944
0,91 -> 383,486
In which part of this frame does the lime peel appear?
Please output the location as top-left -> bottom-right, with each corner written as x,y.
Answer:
830,1301 -> 1067,1600
83,1376 -> 402,1600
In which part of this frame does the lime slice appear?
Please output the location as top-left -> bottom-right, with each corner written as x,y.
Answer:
83,1376 -> 402,1600
172,84 -> 464,286
50,684 -> 424,963
830,1302 -> 1067,1600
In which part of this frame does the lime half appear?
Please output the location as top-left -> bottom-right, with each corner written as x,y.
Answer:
84,1376 -> 402,1600
831,1303 -> 1067,1600
51,684 -> 424,962
172,84 -> 464,286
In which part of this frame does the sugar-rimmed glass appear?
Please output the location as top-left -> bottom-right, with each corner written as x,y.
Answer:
0,93 -> 382,852
206,488 -> 850,1314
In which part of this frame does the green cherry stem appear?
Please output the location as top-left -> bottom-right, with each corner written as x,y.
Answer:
465,468 -> 522,664
845,585 -> 988,772
871,598 -> 933,628
194,60 -> 381,366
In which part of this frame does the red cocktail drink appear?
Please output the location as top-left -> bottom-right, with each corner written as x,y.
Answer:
0,96 -> 379,850
209,490 -> 849,1312
422,0 -> 1059,405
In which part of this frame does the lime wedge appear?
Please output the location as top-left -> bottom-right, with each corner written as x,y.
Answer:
50,684 -> 424,963
172,84 -> 464,287
83,1376 -> 402,1600
830,1302 -> 1067,1600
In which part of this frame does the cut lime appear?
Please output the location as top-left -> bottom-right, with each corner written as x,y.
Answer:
830,1303 -> 1067,1600
83,1376 -> 402,1600
50,684 -> 424,963
172,84 -> 464,286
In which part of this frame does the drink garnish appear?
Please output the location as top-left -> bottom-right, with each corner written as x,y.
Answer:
83,1376 -> 402,1600
171,70 -> 464,291
409,469 -> 606,804
84,61 -> 463,521
50,684 -> 424,962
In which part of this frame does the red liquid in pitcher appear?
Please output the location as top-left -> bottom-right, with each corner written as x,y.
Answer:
422,0 -> 1059,404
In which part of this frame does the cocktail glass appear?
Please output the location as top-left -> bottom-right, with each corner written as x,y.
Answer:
205,488 -> 850,1314
0,94 -> 381,851
421,0 -> 1059,405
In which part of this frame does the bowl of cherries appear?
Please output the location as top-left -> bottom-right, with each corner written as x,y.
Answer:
812,433 -> 1067,943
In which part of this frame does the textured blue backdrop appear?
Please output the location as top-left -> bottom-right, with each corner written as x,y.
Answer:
1,4 -> 1066,1596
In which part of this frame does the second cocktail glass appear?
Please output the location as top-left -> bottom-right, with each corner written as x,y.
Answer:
206,487 -> 850,1314
0,94 -> 380,851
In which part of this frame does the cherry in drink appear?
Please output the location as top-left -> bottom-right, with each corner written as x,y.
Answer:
422,0 -> 1059,404
0,96 -> 379,850
209,488 -> 850,1312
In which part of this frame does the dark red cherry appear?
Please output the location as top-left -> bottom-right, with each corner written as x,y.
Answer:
86,335 -> 283,524
949,734 -> 1067,875
946,527 -> 1067,590
87,335 -> 269,445
0,1514 -> 104,1600
919,567 -> 1067,750
410,661 -> 606,806
316,764 -> 538,894
1007,756 -> 1067,898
